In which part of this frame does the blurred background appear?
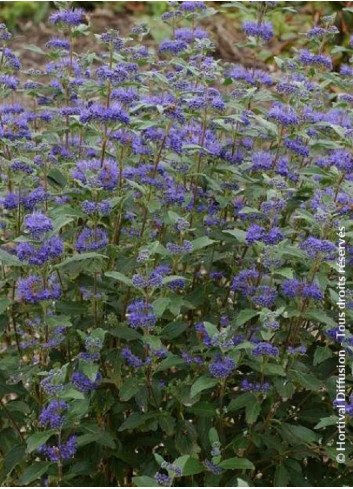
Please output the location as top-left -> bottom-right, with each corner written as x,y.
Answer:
1,1 -> 353,68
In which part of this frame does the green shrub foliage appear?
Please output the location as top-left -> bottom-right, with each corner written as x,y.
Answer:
0,1 -> 352,486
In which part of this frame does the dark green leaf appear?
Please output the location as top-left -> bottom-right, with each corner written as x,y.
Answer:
19,462 -> 51,485
190,376 -> 218,398
174,455 -> 204,476
26,431 -> 55,453
219,458 -> 255,470
105,271 -> 132,286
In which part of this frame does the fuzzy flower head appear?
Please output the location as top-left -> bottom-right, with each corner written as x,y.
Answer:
24,213 -> 53,239
281,279 -> 323,301
72,372 -> 101,394
75,227 -> 108,252
39,400 -> 69,429
126,299 -> 157,329
209,355 -> 235,378
252,342 -> 279,357
297,49 -> 332,70
243,20 -> 273,42
49,8 -> 85,26
16,237 -> 64,265
38,436 -> 77,462
46,38 -> 70,50
18,275 -> 61,304
178,1 -> 206,12
72,159 -> 118,190
268,103 -> 300,126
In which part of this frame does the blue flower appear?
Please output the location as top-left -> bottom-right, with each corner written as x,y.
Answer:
46,38 -> 70,50
121,347 -> 150,368
252,285 -> 277,308
75,228 -> 108,252
243,20 -> 273,42
0,75 -> 19,90
252,342 -> 279,357
178,1 -> 206,12
268,103 -> 300,126
209,355 -> 235,378
159,39 -> 188,54
297,49 -> 332,70
49,8 -> 85,26
38,436 -> 77,462
154,472 -> 171,487
71,372 -> 101,394
18,275 -> 61,303
126,300 -> 157,329
39,400 -> 69,429
24,213 -> 53,239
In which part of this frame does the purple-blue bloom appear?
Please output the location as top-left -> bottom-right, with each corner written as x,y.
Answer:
75,228 -> 108,252
252,342 -> 279,357
126,299 -> 157,329
24,213 -> 53,239
209,355 -> 235,378
38,436 -> 77,462
18,275 -> 61,303
49,8 -> 85,26
39,400 -> 69,429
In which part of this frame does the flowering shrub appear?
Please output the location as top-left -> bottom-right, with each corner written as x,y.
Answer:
0,1 -> 352,486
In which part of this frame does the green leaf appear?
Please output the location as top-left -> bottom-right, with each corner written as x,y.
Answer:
109,327 -> 141,341
190,376 -> 218,398
314,416 -> 339,430
235,309 -> 259,326
263,363 -> 286,377
223,229 -> 246,243
25,44 -> 46,55
47,168 -> 67,187
304,310 -> 336,328
118,412 -> 154,432
290,371 -> 321,391
187,401 -> 217,417
0,248 -> 23,267
152,297 -> 171,317
105,271 -> 132,286
254,114 -> 278,136
26,431 -> 55,453
237,478 -> 250,487
191,236 -> 218,251
219,458 -> 255,470
174,455 -> 204,476
155,355 -> 185,373
228,393 -> 255,412
120,378 -> 141,402
209,427 -> 220,444
162,275 -> 187,285
132,476 -> 160,487
246,401 -> 261,425
4,444 -> 26,476
161,321 -> 188,340
19,462 -> 51,485
61,387 -> 85,400
56,301 -> 87,315
274,465 -> 290,487
57,252 -> 108,274
275,267 -> 293,280
50,215 -> 74,234
313,346 -> 332,366
281,423 -> 319,444
77,426 -> 116,449
0,299 -> 12,314
280,245 -> 306,260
